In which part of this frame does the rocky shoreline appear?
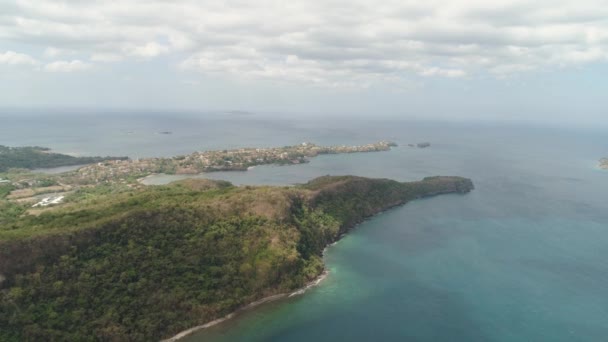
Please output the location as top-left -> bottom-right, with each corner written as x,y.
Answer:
163,236 -> 342,341
163,225 -> 353,342
162,271 -> 329,341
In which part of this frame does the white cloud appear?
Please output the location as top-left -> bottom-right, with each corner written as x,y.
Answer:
44,60 -> 92,72
1,0 -> 607,86
90,53 -> 123,62
0,50 -> 39,66
43,47 -> 62,58
419,67 -> 466,78
126,42 -> 170,58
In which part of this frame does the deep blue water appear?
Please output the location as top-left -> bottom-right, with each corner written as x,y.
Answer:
2,111 -> 607,341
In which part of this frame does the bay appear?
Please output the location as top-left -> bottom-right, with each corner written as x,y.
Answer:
2,110 -> 607,341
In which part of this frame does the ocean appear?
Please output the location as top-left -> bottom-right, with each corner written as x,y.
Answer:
2,111 -> 607,341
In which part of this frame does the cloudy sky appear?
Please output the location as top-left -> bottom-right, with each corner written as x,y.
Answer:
1,0 -> 607,122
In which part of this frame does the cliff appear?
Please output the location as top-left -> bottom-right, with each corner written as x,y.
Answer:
0,175 -> 473,341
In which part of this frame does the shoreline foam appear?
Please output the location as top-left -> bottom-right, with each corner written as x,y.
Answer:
163,214 -> 383,341
162,270 -> 329,342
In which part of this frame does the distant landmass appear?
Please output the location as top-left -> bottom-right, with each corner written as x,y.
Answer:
0,141 -> 398,188
0,140 -> 473,340
0,145 -> 127,173
600,158 -> 607,169
76,140 -> 398,180
0,141 -> 399,218
0,175 -> 473,341
408,142 -> 431,148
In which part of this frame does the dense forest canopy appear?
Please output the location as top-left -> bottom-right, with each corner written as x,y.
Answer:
0,175 -> 473,341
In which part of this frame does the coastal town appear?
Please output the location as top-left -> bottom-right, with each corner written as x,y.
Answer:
1,141 -> 397,208
61,141 -> 398,185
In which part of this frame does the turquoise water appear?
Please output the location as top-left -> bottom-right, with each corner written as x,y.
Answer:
2,111 -> 607,341
181,127 -> 608,341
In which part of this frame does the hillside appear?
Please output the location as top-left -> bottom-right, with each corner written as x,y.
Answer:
0,145 -> 127,172
0,175 -> 473,341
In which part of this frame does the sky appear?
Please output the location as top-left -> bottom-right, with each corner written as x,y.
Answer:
1,0 -> 607,123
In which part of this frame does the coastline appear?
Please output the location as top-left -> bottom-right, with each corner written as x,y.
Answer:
159,177 -> 475,341
162,270 -> 329,342
66,140 -> 397,186
162,232 -> 346,341
0,175 -> 473,340
137,173 -> 158,184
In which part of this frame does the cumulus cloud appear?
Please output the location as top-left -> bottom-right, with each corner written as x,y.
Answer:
43,47 -> 63,58
44,60 -> 92,72
0,51 -> 39,66
90,53 -> 123,63
126,42 -> 170,58
1,0 -> 607,85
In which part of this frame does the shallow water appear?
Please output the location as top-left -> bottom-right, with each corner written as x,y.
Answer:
181,122 -> 608,342
3,111 -> 607,341
33,164 -> 88,174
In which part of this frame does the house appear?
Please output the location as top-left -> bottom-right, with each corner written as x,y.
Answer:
32,195 -> 65,207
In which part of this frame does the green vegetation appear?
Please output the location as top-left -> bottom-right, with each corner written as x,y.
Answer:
0,202 -> 26,226
0,145 -> 127,172
0,175 -> 473,341
0,184 -> 14,199
51,141 -> 397,186
0,184 -> 27,226
0,141 -> 396,188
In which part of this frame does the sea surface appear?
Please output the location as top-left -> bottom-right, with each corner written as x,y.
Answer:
2,110 -> 607,342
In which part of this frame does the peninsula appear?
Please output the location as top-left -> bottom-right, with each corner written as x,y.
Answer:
67,140 -> 397,185
0,145 -> 126,173
0,141 -> 397,228
0,141 -> 397,206
0,175 -> 473,341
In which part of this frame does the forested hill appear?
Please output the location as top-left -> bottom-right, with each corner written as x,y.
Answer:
0,145 -> 127,172
0,175 -> 473,341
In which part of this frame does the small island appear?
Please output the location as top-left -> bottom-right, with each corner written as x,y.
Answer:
407,142 -> 431,148
600,158 -> 608,169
